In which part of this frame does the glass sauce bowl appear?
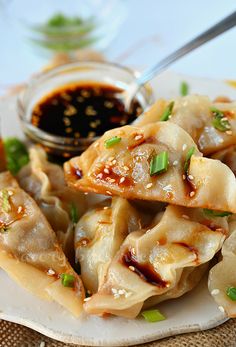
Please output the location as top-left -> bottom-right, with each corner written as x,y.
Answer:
18,61 -> 154,158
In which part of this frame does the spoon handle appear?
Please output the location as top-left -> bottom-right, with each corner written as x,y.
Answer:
136,11 -> 236,87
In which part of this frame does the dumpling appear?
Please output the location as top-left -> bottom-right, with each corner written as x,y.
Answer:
135,96 -> 236,156
0,172 -> 84,317
211,145 -> 236,175
208,221 -> 236,317
75,197 -> 141,293
64,122 -> 236,212
18,146 -> 86,259
84,205 -> 228,318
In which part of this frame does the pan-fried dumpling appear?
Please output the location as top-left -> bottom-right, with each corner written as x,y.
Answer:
135,96 -> 236,156
75,197 -> 141,293
0,172 -> 84,317
84,205 -> 228,318
211,145 -> 236,175
18,146 -> 86,259
208,221 -> 236,317
64,122 -> 236,213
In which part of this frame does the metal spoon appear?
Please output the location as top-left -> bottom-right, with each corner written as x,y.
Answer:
124,10 -> 236,111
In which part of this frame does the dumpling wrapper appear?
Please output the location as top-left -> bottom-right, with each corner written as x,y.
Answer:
75,197 -> 141,293
208,219 -> 236,317
135,95 -> 236,156
18,146 -> 86,260
84,205 -> 228,318
64,122 -> 236,212
211,145 -> 236,175
0,172 -> 84,317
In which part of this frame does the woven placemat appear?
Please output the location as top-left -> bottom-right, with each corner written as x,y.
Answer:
0,319 -> 236,347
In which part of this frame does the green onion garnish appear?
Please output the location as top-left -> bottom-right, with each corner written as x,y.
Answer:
141,309 -> 166,323
184,147 -> 195,173
150,151 -> 169,176
180,81 -> 189,96
1,190 -> 11,213
61,273 -> 75,288
104,136 -> 121,148
211,107 -> 231,132
203,209 -> 232,217
226,287 -> 236,301
70,203 -> 79,224
3,138 -> 29,175
160,101 -> 175,121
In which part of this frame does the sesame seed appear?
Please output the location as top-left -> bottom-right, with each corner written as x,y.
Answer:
84,297 -> 91,302
182,214 -> 190,220
163,184 -> 172,193
107,178 -> 115,183
134,134 -> 143,141
87,289 -> 91,294
97,173 -> 103,179
64,105 -> 77,116
47,269 -> 55,276
65,127 -> 73,133
218,138 -> 224,143
84,192 -> 88,195
108,156 -> 115,162
74,132 -> 80,138
82,240 -> 88,245
146,229 -> 151,233
131,248 -> 136,256
182,174 -> 186,180
221,117 -> 228,121
81,90 -> 90,98
17,206 -> 23,213
39,342 -> 46,347
211,289 -> 220,296
173,160 -> 178,166
124,166 -> 129,171
118,289 -> 125,295
182,144 -> 187,151
119,177 -> 125,184
85,106 -> 97,116
77,96 -> 84,102
8,191 -> 13,196
112,159 -> 117,165
111,288 -> 118,294
188,175 -> 194,180
63,117 -> 71,126
146,183 -> 153,189
88,131 -> 96,138
218,306 -> 225,313
103,206 -> 109,210
105,164 -> 110,169
104,101 -> 114,108
226,130 -> 232,135
125,292 -> 132,298
104,168 -> 110,174
129,266 -> 135,271
106,191 -> 112,196
90,121 -> 98,129
120,120 -> 126,125
190,191 -> 195,197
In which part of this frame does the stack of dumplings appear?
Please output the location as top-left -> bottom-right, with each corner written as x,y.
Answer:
1,95 -> 236,319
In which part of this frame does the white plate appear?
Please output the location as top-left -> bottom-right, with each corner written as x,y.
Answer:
0,71 -> 235,346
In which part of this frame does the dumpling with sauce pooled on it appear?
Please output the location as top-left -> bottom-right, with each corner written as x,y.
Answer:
84,205 -> 228,318
64,122 -> 236,213
75,197 -> 148,294
18,146 -> 86,260
135,95 -> 236,156
0,172 -> 85,317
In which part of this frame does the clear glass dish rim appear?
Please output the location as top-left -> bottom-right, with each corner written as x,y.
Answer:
18,60 -> 153,147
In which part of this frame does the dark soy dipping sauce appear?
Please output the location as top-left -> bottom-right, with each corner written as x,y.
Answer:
31,83 -> 143,139
121,250 -> 168,288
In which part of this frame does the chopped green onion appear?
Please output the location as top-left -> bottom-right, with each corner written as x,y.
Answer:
1,190 -> 11,213
180,81 -> 189,96
70,203 -> 79,224
3,138 -> 29,175
150,151 -> 169,176
184,147 -> 195,173
141,309 -> 166,323
227,287 -> 236,301
160,101 -> 175,121
61,273 -> 75,288
104,136 -> 121,148
203,209 -> 232,217
211,107 -> 231,132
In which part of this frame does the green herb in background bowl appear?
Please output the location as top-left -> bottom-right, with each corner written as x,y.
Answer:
29,13 -> 98,53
